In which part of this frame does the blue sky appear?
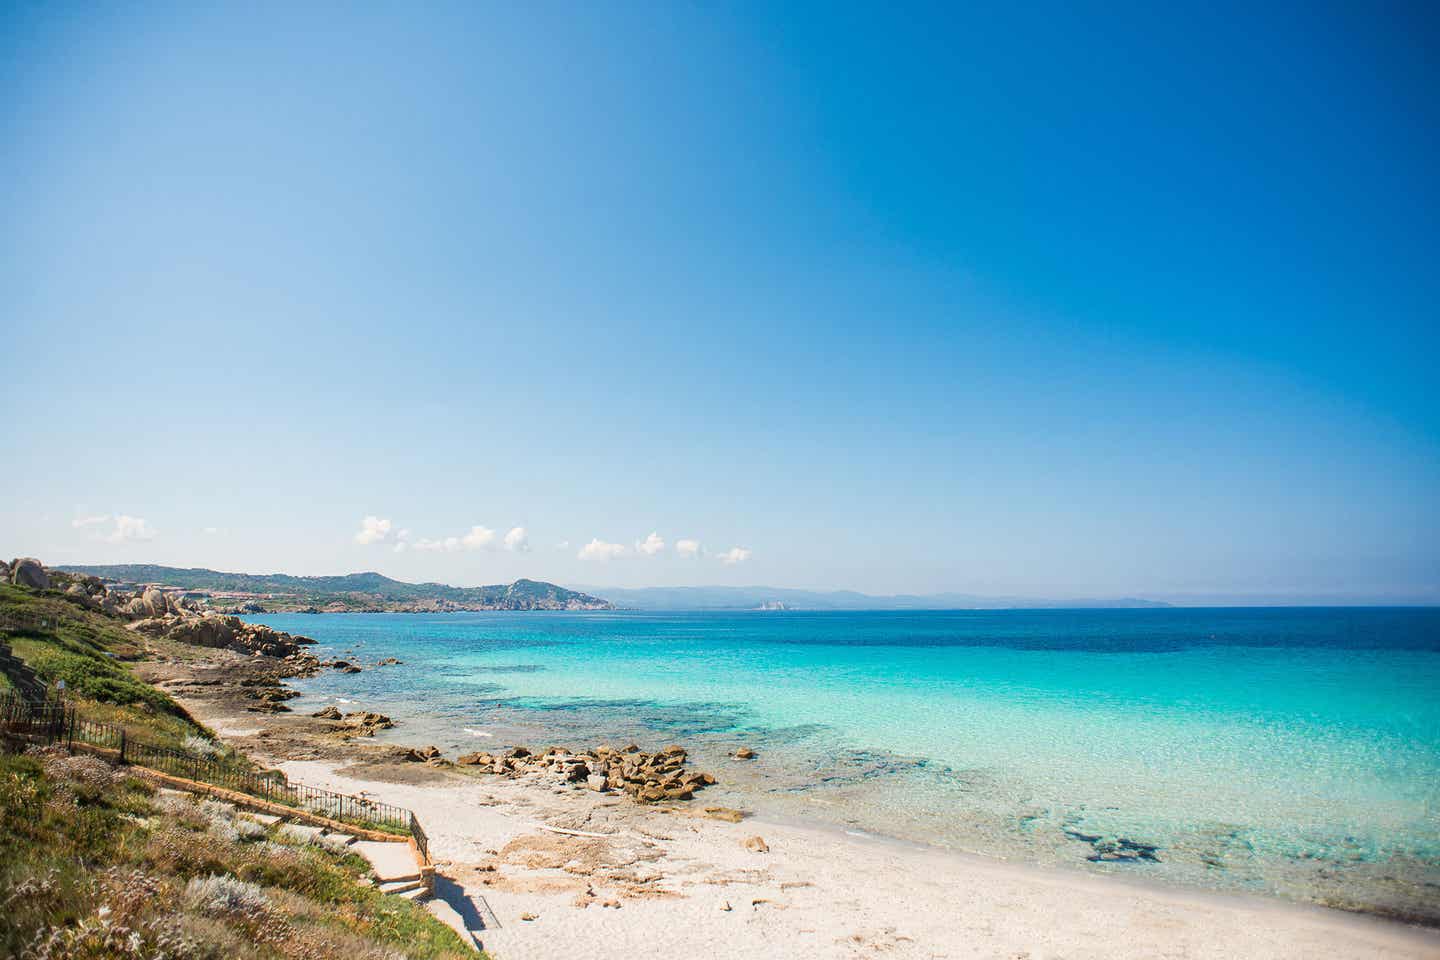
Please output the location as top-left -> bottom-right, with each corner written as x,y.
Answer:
2,2 -> 1437,601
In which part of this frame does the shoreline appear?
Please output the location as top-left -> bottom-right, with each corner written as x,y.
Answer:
133,638 -> 1440,958
277,755 -> 1440,960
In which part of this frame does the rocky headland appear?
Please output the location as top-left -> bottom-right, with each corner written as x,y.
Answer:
53,562 -> 614,613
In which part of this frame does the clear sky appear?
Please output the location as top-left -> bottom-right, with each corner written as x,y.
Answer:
3,2 -> 1437,602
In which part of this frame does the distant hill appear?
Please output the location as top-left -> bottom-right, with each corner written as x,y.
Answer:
58,564 -> 611,613
573,584 -> 1170,611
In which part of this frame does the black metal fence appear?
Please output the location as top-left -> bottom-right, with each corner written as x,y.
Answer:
0,693 -> 416,837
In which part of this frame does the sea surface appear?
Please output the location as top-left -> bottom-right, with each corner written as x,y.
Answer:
254,608 -> 1440,920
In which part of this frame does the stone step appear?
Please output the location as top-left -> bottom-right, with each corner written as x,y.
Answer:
352,839 -> 424,882
379,877 -> 426,895
397,885 -> 429,901
323,832 -> 356,846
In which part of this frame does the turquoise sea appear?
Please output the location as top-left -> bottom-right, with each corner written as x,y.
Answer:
255,608 -> 1440,920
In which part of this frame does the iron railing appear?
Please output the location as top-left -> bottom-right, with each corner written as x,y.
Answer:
0,693 -> 416,835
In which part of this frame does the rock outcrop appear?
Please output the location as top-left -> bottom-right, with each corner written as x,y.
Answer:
131,613 -> 317,664
456,743 -> 718,803
310,711 -> 396,739
9,557 -> 49,590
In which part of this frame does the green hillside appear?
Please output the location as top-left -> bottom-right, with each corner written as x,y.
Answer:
57,565 -> 611,612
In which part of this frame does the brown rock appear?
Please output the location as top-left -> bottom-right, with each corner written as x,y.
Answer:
743,836 -> 770,854
732,746 -> 756,760
457,752 -> 493,766
703,807 -> 745,823
311,706 -> 342,720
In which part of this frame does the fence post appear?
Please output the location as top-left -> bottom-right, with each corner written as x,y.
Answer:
118,729 -> 127,765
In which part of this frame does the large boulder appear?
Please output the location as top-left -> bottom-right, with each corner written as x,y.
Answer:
140,586 -> 168,617
10,558 -> 49,590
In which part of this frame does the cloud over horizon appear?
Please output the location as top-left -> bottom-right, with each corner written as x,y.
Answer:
354,516 -> 398,545
717,546 -> 751,565
104,515 -> 155,544
578,538 -> 627,561
635,531 -> 665,556
72,513 -> 156,544
675,538 -> 702,558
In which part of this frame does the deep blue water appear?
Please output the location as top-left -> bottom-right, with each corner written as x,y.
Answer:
255,607 -> 1440,914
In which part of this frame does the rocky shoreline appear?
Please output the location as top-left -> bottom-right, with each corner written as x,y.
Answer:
8,557 -> 1439,958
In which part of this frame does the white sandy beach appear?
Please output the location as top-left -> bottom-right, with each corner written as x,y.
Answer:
278,759 -> 1440,960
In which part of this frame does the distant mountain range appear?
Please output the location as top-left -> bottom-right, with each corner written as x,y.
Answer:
572,585 -> 1170,611
54,564 -> 1171,613
57,564 -> 611,613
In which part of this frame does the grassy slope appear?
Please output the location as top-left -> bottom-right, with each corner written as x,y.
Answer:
0,585 -> 480,957
0,752 -> 475,959
0,584 -> 205,749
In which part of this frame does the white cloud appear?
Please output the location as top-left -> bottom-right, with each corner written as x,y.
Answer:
675,538 -> 702,559
504,526 -> 530,552
72,514 -> 110,529
462,525 -> 496,549
578,538 -> 627,561
354,516 -> 398,545
409,525 -> 494,553
635,531 -> 665,556
202,526 -> 221,535
717,546 -> 751,565
104,515 -> 155,544
555,540 -> 571,550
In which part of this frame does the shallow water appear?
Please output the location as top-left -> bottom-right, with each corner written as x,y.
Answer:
257,608 -> 1440,920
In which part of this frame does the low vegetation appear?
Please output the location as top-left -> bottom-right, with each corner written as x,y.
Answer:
0,584 -> 204,749
0,749 -> 476,959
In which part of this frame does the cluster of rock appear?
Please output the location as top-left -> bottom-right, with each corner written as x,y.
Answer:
309,707 -> 396,737
131,612 -> 317,661
6,558 -> 315,663
241,681 -> 302,713
454,743 -> 718,802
